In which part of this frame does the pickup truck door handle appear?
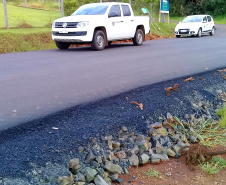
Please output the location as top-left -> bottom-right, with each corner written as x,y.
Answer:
131,20 -> 134,21
120,21 -> 124,22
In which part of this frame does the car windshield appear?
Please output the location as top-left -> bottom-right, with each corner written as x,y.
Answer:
72,4 -> 109,15
182,16 -> 202,23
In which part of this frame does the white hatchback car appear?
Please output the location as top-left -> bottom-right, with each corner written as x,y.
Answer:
175,15 -> 215,38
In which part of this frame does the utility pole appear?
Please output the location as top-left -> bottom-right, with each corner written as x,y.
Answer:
58,0 -> 61,11
25,0 -> 27,7
3,0 -> 8,28
100,0 -> 102,2
42,0 -> 44,3
61,0 -> 64,17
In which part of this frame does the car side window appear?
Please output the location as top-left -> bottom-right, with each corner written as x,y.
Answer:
207,16 -> 212,22
121,5 -> 131,16
108,5 -> 121,17
203,16 -> 207,22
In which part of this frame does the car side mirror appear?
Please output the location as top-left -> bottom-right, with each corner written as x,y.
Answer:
203,20 -> 207,23
108,11 -> 118,18
179,22 -> 181,24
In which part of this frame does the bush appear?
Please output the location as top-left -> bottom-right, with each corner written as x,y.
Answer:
64,0 -> 79,16
217,106 -> 226,128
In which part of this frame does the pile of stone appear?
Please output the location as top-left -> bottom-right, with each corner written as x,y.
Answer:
58,114 -> 193,185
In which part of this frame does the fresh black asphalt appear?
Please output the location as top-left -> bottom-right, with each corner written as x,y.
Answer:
0,69 -> 225,183
0,25 -> 225,183
0,25 -> 226,130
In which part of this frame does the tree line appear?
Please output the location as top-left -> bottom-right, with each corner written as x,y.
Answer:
169,0 -> 226,17
63,0 -> 226,16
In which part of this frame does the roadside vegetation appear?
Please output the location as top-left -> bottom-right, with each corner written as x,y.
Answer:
200,157 -> 226,175
0,28 -> 56,53
217,106 -> 226,128
0,3 -> 60,28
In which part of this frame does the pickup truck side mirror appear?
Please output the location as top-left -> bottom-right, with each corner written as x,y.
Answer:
203,20 -> 207,23
108,11 -> 118,18
179,22 -> 181,24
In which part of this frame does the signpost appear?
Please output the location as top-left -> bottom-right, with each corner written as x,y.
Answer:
159,0 -> 169,23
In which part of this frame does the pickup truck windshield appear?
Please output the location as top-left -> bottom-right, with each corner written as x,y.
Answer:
182,16 -> 202,23
72,4 -> 109,15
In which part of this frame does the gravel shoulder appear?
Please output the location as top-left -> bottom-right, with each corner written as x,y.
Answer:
0,68 -> 225,184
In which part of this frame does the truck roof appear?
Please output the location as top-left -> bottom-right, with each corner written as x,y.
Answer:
86,2 -> 130,6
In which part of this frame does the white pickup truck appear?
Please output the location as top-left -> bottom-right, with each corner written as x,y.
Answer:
52,2 -> 150,51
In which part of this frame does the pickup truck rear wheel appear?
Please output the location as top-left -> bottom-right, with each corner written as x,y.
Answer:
91,30 -> 106,51
133,29 -> 144,46
55,41 -> 70,50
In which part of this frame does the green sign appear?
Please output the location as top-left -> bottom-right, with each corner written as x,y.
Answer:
141,8 -> 149,14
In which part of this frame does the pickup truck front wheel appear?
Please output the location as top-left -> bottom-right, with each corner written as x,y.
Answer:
91,30 -> 106,51
55,41 -> 70,50
133,29 -> 144,46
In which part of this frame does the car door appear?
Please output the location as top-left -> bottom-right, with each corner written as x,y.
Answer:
106,5 -> 124,40
121,4 -> 136,38
207,15 -> 214,31
202,16 -> 208,32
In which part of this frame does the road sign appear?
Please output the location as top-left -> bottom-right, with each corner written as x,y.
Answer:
160,0 -> 169,13
142,8 -> 149,14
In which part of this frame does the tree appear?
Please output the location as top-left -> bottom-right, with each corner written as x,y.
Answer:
3,0 -> 8,28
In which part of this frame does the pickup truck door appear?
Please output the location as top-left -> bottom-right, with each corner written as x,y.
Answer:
121,4 -> 136,38
106,5 -> 124,40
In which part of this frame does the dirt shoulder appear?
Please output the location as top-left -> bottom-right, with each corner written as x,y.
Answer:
115,146 -> 226,185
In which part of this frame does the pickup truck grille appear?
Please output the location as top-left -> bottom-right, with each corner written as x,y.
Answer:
52,31 -> 87,36
179,29 -> 190,34
55,22 -> 78,28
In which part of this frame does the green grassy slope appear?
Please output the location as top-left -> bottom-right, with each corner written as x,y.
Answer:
0,3 -> 61,28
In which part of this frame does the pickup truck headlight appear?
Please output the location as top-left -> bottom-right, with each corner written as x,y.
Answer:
77,21 -> 89,28
52,21 -> 55,29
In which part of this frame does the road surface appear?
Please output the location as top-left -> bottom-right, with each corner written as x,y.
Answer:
0,24 -> 226,130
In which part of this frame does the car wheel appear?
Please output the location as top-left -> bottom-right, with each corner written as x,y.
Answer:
108,41 -> 112,46
197,28 -> 202,37
210,27 -> 215,36
91,30 -> 106,51
55,41 -> 70,50
133,29 -> 144,46
176,35 -> 181,38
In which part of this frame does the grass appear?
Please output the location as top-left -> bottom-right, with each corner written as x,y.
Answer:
151,22 -> 177,37
9,0 -> 60,11
168,117 -> 226,148
0,3 -> 61,28
170,16 -> 226,24
200,157 -> 226,174
139,168 -> 162,179
216,106 -> 226,128
0,28 -> 56,54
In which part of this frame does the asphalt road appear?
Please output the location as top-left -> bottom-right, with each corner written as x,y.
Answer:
0,24 -> 226,130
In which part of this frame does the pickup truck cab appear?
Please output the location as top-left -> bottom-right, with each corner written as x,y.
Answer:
52,2 -> 150,50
